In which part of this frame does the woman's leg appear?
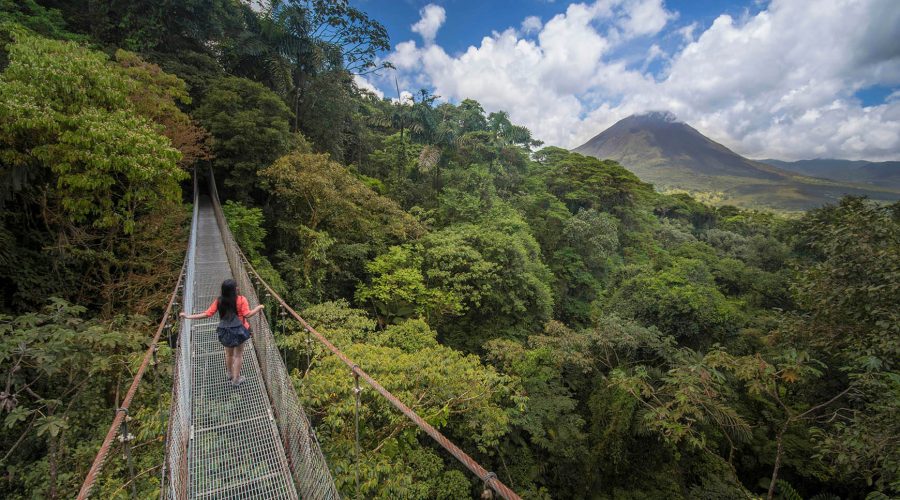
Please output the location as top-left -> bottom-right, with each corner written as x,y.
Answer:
232,342 -> 245,382
223,347 -> 234,379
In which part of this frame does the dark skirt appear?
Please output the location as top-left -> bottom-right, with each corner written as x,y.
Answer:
217,324 -> 250,347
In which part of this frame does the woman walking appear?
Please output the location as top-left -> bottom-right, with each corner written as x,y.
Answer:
181,279 -> 264,387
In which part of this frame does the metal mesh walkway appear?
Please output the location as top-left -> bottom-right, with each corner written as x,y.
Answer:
186,197 -> 297,499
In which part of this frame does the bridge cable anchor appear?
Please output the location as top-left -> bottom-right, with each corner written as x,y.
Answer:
481,471 -> 498,499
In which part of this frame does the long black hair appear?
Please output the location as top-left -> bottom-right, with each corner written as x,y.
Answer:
217,279 -> 238,319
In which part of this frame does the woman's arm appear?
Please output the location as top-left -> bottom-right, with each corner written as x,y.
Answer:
179,300 -> 217,320
245,304 -> 265,318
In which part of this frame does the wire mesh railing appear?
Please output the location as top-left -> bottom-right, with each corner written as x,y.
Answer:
206,170 -> 522,500
207,172 -> 339,499
159,170 -> 201,499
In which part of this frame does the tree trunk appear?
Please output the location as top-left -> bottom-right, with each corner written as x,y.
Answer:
767,422 -> 790,500
48,432 -> 58,499
294,92 -> 301,133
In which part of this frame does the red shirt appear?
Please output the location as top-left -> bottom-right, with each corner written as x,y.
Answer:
204,295 -> 251,329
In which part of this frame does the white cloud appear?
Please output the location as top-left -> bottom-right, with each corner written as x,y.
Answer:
615,0 -> 676,39
353,75 -> 384,98
676,21 -> 697,43
641,43 -> 666,72
521,16 -> 543,34
384,0 -> 900,160
392,90 -> 415,106
653,0 -> 900,160
411,4 -> 446,45
391,40 -> 421,71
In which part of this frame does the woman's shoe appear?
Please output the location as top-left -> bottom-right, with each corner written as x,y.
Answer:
233,376 -> 246,387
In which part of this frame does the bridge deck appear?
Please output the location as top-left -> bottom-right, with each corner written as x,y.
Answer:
187,198 -> 298,499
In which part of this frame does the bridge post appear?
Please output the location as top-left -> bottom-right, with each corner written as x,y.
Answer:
151,342 -> 161,405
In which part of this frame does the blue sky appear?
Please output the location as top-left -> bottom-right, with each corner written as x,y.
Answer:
355,0 -> 762,62
350,0 -> 900,160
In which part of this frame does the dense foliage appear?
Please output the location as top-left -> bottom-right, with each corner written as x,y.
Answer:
1,2 -> 897,499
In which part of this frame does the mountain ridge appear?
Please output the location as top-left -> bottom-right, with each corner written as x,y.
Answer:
757,158 -> 900,189
573,112 -> 900,211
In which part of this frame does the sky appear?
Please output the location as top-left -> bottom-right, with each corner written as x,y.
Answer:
350,0 -> 900,161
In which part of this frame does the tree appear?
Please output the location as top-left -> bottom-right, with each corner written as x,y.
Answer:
0,299 -> 159,498
485,336 -> 588,497
220,0 -> 391,157
303,0 -> 390,75
289,302 -> 511,498
34,0 -> 246,54
221,199 -> 287,296
536,147 -> 654,217
260,150 -> 423,302
414,208 -> 554,351
114,50 -> 212,169
0,28 -> 187,312
0,28 -> 183,228
364,132 -> 422,188
604,258 -> 744,346
355,245 -> 462,325
194,76 -> 296,200
455,99 -> 488,133
784,198 -> 900,495
722,349 -> 852,500
0,0 -> 82,42
609,347 -> 753,496
550,209 -> 620,324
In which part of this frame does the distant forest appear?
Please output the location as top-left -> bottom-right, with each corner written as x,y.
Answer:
0,1 -> 897,499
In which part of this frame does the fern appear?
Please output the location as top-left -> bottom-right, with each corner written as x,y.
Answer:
775,480 -> 803,500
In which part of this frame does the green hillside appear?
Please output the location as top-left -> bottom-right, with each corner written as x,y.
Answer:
760,158 -> 900,189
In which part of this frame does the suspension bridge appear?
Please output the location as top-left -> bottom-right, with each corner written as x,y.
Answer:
77,171 -> 520,499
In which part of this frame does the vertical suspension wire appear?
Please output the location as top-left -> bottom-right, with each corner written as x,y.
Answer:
280,307 -> 287,371
117,408 -> 135,499
352,369 -> 362,500
152,341 -> 160,405
305,329 -> 312,374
